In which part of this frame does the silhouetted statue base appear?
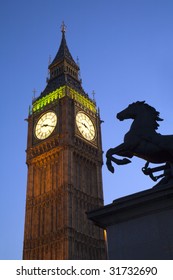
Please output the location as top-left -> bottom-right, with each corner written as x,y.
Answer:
88,183 -> 173,259
106,101 -> 173,187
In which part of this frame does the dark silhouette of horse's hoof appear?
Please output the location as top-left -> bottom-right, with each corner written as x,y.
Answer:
122,158 -> 131,164
106,160 -> 114,173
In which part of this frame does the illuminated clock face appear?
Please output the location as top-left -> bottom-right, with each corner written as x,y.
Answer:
35,111 -> 57,140
76,111 -> 95,141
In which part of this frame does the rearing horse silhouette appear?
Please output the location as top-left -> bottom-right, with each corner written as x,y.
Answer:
106,101 -> 173,183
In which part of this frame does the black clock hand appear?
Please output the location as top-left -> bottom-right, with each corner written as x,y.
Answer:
82,123 -> 91,133
41,124 -> 55,127
82,123 -> 87,128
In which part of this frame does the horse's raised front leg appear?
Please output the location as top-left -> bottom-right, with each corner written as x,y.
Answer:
106,143 -> 132,173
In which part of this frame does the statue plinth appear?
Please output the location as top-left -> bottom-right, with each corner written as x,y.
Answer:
88,184 -> 173,259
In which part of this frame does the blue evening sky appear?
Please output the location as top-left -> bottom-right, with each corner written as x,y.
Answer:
1,0 -> 173,259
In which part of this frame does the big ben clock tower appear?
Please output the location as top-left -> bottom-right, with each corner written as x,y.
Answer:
23,23 -> 106,260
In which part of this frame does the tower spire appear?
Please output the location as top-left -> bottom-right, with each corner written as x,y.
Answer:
49,22 -> 76,68
40,23 -> 86,97
61,21 -> 66,33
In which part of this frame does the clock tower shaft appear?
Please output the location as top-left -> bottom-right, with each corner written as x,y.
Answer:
23,26 -> 106,260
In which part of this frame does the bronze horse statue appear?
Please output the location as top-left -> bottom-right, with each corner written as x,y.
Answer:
106,101 -> 173,185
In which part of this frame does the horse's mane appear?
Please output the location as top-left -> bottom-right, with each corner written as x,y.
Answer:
134,101 -> 163,130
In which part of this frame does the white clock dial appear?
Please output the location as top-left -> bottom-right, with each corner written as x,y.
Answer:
76,111 -> 95,141
35,111 -> 57,140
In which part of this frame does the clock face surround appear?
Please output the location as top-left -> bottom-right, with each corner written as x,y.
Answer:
35,111 -> 57,140
76,111 -> 95,141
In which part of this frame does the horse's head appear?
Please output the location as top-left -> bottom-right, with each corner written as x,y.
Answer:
116,101 -> 163,130
117,101 -> 144,121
